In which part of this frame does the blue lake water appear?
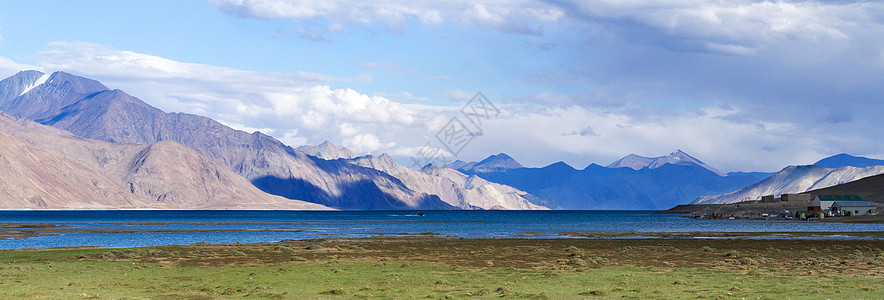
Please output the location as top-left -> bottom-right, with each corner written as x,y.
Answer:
1,210 -> 883,250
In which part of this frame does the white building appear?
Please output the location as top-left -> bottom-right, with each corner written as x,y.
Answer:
831,201 -> 877,216
812,195 -> 862,211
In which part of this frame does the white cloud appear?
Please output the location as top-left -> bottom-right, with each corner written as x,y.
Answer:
8,38 -> 883,172
296,26 -> 327,42
343,133 -> 395,154
216,120 -> 276,134
210,0 -> 564,35
0,57 -> 42,79
561,0 -> 881,56
278,129 -> 309,147
471,104 -> 828,172
209,1 -> 883,52
37,42 -> 369,84
443,89 -> 474,102
562,126 -> 600,137
27,42 -> 435,156
327,23 -> 348,33
337,122 -> 358,136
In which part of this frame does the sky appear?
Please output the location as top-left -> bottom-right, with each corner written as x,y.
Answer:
1,0 -> 883,172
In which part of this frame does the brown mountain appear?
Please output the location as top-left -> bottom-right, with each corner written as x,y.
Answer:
1,71 -> 452,210
0,127 -> 155,209
0,113 -> 331,210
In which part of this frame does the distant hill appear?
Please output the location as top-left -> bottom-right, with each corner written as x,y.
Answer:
344,152 -> 548,210
694,165 -> 884,204
446,153 -> 524,173
0,71 -> 441,209
296,141 -> 357,160
804,173 -> 884,203
0,112 -> 331,210
0,70 -> 544,210
814,153 -> 884,168
452,151 -> 758,210
607,150 -> 727,176
726,171 -> 776,182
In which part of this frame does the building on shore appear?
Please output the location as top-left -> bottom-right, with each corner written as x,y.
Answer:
831,201 -> 877,216
813,195 -> 861,211
782,193 -> 811,202
812,195 -> 876,216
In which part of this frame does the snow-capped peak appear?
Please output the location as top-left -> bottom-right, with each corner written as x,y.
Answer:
295,140 -> 357,160
608,149 -> 726,176
19,73 -> 51,97
693,164 -> 884,204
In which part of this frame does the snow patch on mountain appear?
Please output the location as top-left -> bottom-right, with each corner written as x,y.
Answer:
347,155 -> 547,210
607,150 -> 727,176
445,153 -> 523,173
693,165 -> 884,204
296,140 -> 357,160
19,73 -> 50,96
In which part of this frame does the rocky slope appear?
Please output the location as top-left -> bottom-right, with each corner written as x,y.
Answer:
446,153 -> 524,173
0,127 -> 155,209
805,173 -> 884,203
0,113 -> 331,210
607,150 -> 726,177
343,152 -> 546,210
693,165 -> 884,204
296,141 -> 357,160
0,70 -> 453,210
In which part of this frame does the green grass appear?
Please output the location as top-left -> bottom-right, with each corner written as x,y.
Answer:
1,259 -> 881,299
0,239 -> 882,299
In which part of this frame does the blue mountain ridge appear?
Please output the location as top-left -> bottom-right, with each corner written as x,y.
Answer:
813,153 -> 884,169
455,156 -> 760,210
458,152 -> 884,209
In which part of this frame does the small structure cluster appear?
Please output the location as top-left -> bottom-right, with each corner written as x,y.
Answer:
811,195 -> 877,217
760,193 -> 812,203
747,194 -> 879,220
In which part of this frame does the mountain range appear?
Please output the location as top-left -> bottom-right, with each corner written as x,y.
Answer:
446,153 -> 524,173
3,70 -> 883,210
0,112 -> 330,210
804,173 -> 884,203
295,141 -> 358,160
606,150 -> 727,177
690,152 -> 884,204
0,70 -> 545,210
448,146 -> 884,209
449,151 -> 760,210
813,153 -> 884,169
693,163 -> 884,204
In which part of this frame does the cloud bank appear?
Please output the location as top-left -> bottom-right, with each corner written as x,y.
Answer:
10,41 -> 855,172
210,0 -> 564,35
3,1 -> 884,172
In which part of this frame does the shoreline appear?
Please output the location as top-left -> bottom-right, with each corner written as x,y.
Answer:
4,221 -> 884,248
662,203 -> 884,224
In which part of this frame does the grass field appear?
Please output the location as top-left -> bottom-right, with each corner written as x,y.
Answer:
1,238 -> 883,299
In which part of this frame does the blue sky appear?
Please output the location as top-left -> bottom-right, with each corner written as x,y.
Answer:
2,0 -> 884,172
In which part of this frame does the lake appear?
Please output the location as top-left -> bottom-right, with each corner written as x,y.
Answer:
2,210 -> 883,250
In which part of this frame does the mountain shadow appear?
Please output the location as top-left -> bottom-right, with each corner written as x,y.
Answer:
251,176 -> 454,210
469,162 -> 759,210
0,71 -> 451,210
